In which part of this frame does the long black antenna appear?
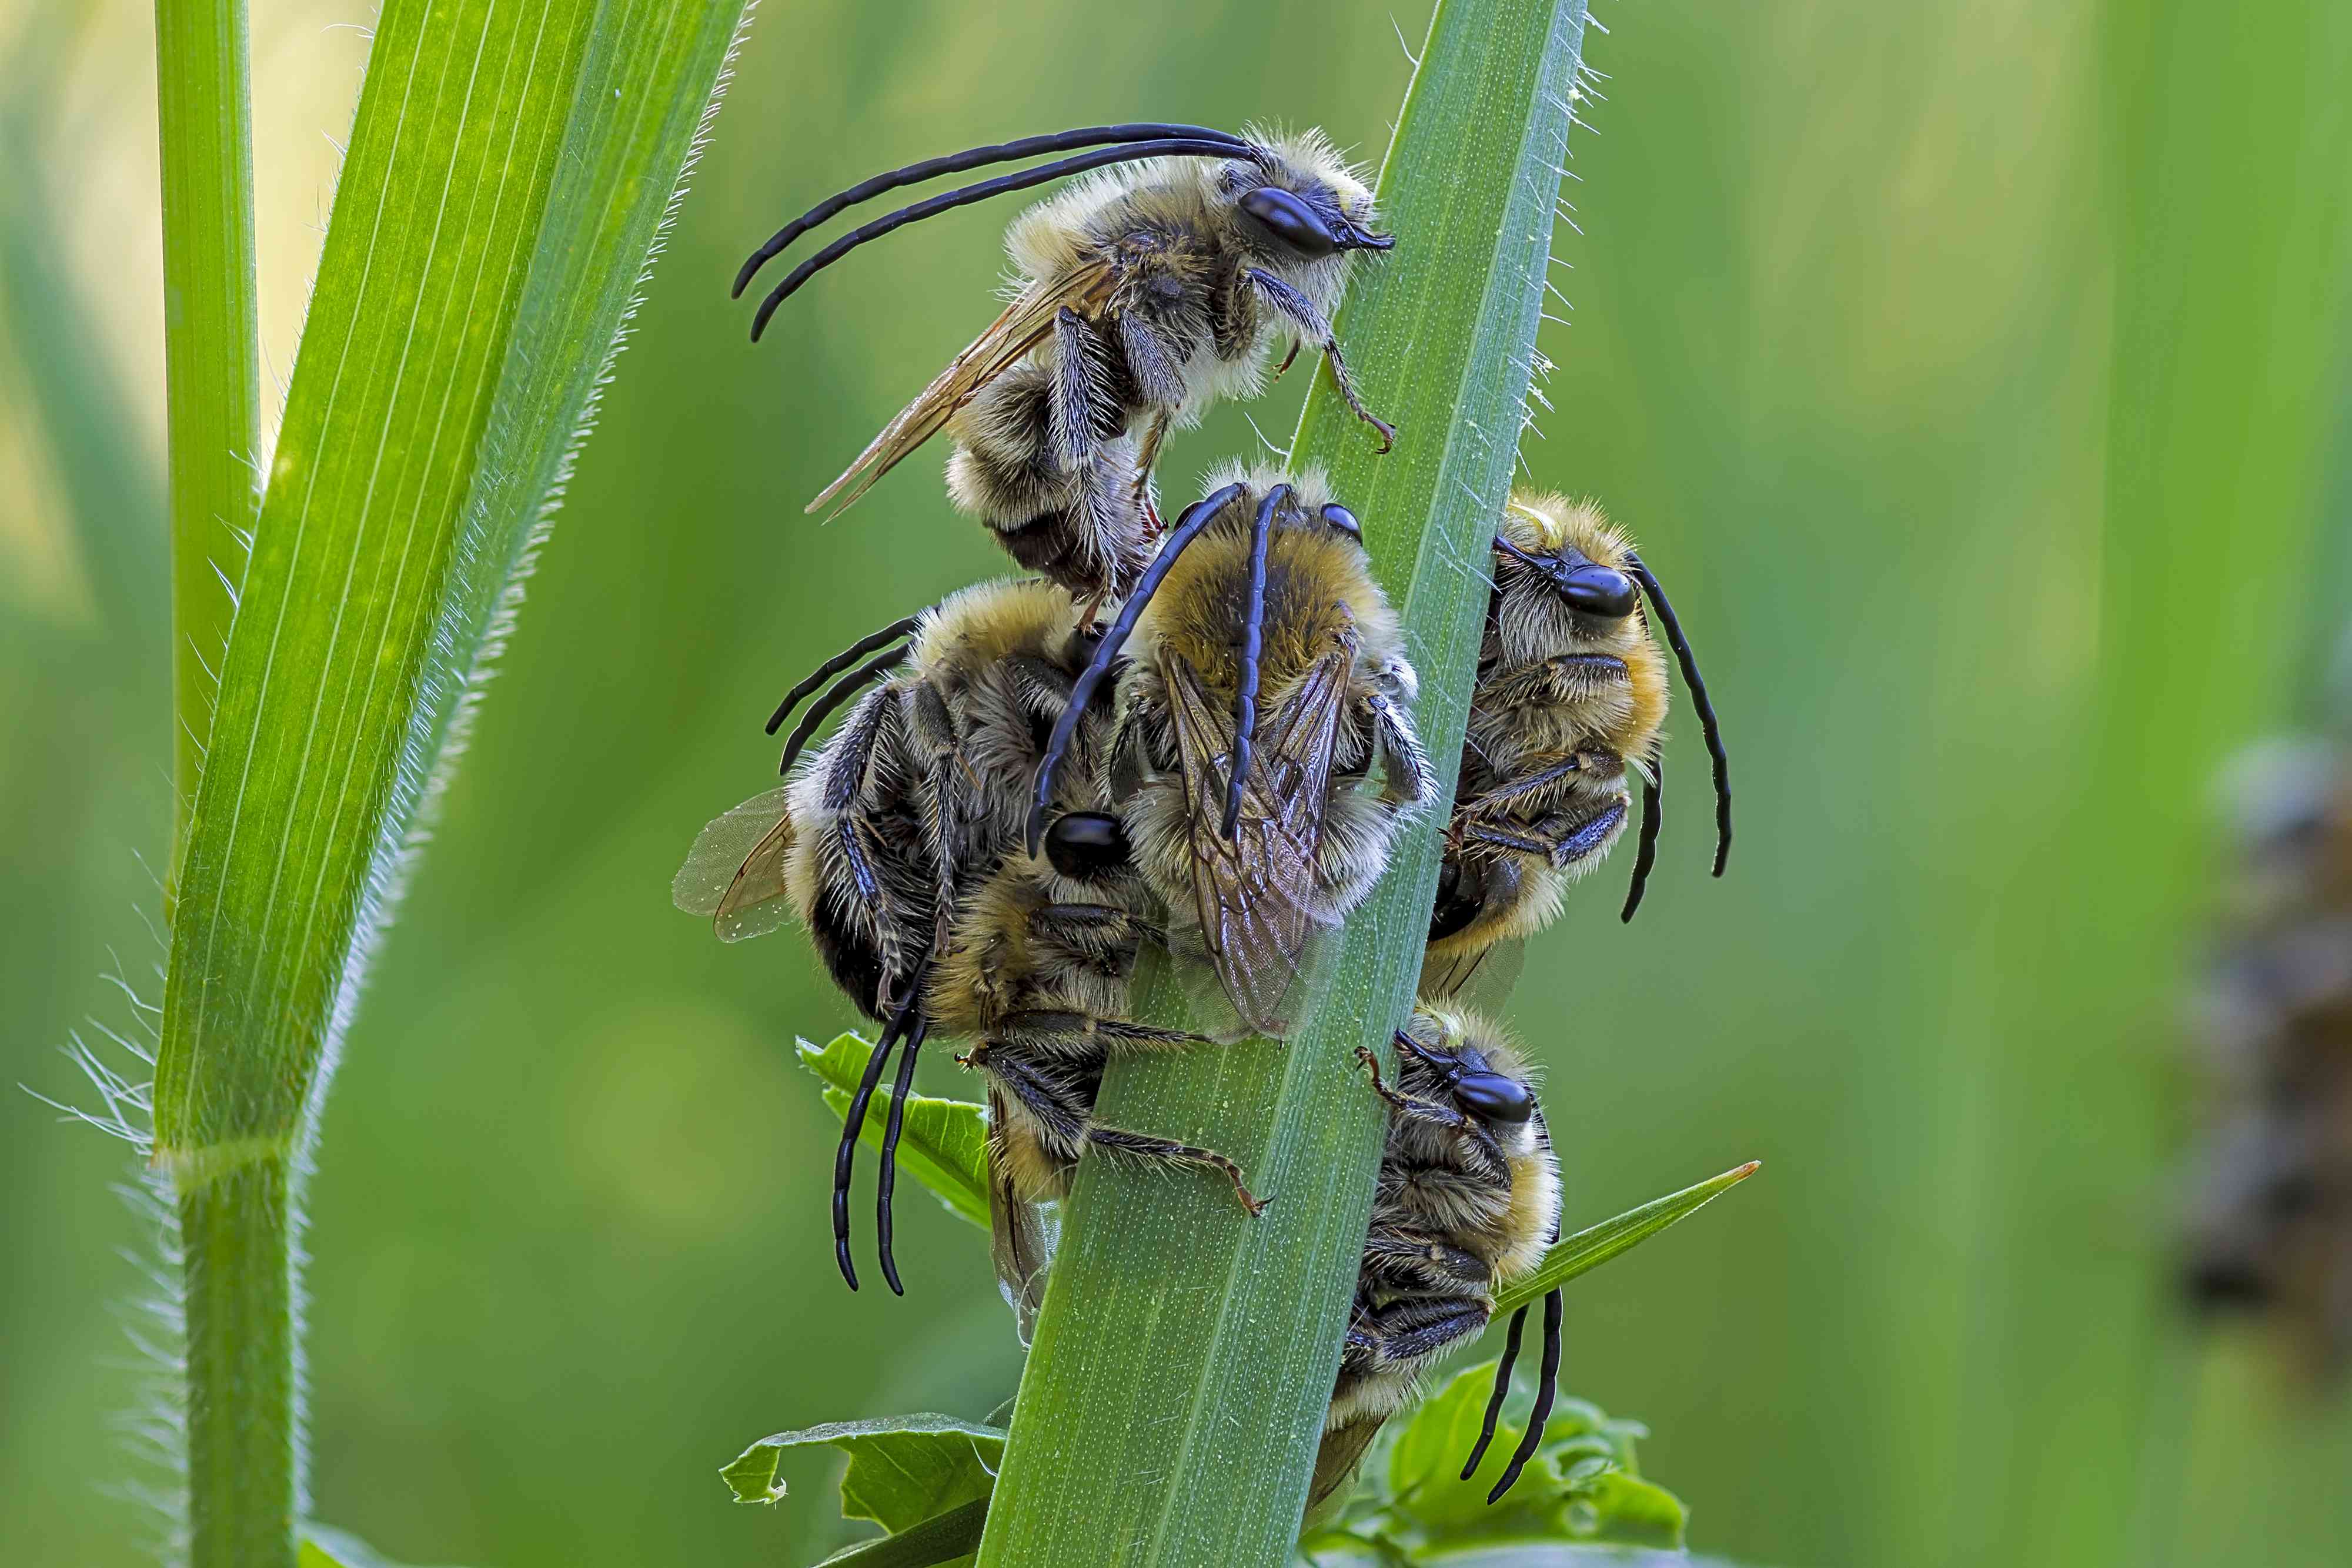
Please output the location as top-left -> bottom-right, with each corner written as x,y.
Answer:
1486,1288 -> 1564,1502
1028,483 -> 1248,851
777,644 -> 910,777
1619,755 -> 1662,923
766,614 -> 922,734
750,140 -> 1269,340
1626,553 -> 1731,875
833,987 -> 921,1291
874,1015 -> 930,1296
1223,484 -> 1289,837
736,123 -> 1252,298
1461,1303 -> 1527,1479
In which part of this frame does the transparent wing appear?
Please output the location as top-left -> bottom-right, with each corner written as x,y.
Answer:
985,1094 -> 1056,1349
808,260 -> 1118,517
1165,652 -> 1348,1032
671,784 -> 800,942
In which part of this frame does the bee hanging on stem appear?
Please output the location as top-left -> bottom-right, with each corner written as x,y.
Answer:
674,577 -> 1114,1296
1424,493 -> 1732,998
1030,469 -> 1432,1034
736,122 -> 1398,600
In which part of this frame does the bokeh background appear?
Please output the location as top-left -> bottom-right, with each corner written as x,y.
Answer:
6,1 -> 2352,1564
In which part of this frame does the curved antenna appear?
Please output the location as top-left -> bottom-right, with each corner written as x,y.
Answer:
1461,1302 -> 1527,1479
1626,553 -> 1730,876
1619,755 -> 1662,923
874,1014 -> 930,1296
1223,484 -> 1291,837
766,614 -> 923,735
1027,483 -> 1248,852
833,986 -> 923,1291
1486,1288 -> 1565,1502
736,123 -> 1252,299
750,139 -> 1269,341
777,644 -> 910,777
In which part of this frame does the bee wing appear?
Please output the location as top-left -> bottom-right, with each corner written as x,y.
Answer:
1308,1415 -> 1387,1514
1165,651 -> 1349,1032
808,262 -> 1118,517
1419,936 -> 1526,1010
671,785 -> 800,942
985,1094 -> 1055,1348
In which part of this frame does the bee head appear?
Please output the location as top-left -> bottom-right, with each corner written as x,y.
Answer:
1224,130 -> 1390,260
1395,1029 -> 1537,1126
1495,534 -> 1638,619
1043,810 -> 1132,881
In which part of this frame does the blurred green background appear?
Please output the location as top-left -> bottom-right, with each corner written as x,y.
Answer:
6,1 -> 2352,1564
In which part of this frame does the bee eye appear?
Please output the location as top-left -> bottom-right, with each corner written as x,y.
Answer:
1319,503 -> 1362,543
1454,1071 -> 1534,1124
1043,811 -> 1131,879
1559,562 -> 1638,618
1239,186 -> 1340,258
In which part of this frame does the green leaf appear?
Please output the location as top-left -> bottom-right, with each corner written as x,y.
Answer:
721,1415 -> 1006,1534
150,5 -> 756,1564
297,1522 -> 458,1568
1494,1162 -> 1760,1318
977,5 -> 1596,1565
797,1035 -> 993,1228
806,1498 -> 991,1568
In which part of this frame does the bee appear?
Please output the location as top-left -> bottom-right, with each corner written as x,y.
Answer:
1313,1005 -> 1563,1510
931,833 -> 1265,1341
1031,468 -> 1433,1034
734,122 -> 1397,600
2181,740 -> 2352,1373
1423,493 -> 1732,999
674,576 -> 1111,1295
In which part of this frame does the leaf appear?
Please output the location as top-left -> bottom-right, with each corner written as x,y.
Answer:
149,4 -> 756,1563
721,1415 -> 1006,1535
1494,1162 -> 1760,1318
977,5 -> 1599,1565
806,1498 -> 991,1568
298,1522 -> 457,1568
797,1034 -> 993,1229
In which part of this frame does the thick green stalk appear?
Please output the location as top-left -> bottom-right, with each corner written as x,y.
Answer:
153,0 -> 260,894
975,4 -> 1591,1564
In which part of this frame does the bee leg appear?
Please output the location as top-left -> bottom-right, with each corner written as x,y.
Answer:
1459,821 -> 1556,858
1084,1124 -> 1268,1216
1367,691 -> 1434,806
998,1008 -> 1208,1061
1354,1044 -> 1473,1134
1342,1294 -> 1493,1378
1003,653 -> 1078,724
818,684 -> 900,813
1028,903 -> 1154,965
1243,268 -> 1395,452
1361,1224 -> 1494,1293
1526,804 -> 1631,874
1274,337 -> 1302,377
1129,403 -> 1174,516
1456,754 -> 1588,821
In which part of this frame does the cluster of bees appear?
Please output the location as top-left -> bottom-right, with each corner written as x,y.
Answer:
2183,738 -> 2352,1375
674,122 -> 1731,1507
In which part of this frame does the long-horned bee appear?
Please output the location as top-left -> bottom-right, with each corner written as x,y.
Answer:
676,577 -> 1113,1294
1423,493 -> 1730,998
736,123 -> 1396,599
1314,1006 -> 1563,1509
1033,469 -> 1432,1032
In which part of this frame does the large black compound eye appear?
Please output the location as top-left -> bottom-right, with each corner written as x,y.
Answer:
1559,560 -> 1638,618
1044,810 -> 1131,879
1428,853 -> 1485,942
1238,186 -> 1340,257
1454,1069 -> 1535,1124
1318,502 -> 1364,543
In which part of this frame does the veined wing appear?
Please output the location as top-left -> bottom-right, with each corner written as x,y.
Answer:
671,784 -> 799,942
1165,651 -> 1349,1032
808,260 -> 1117,517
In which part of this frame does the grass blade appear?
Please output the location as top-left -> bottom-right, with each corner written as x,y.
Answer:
975,4 -> 1592,1564
1495,1162 -> 1761,1318
152,0 -> 260,890
151,5 -> 754,1563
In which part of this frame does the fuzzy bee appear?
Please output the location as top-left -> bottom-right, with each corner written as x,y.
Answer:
674,577 -> 1111,1294
1031,469 -> 1432,1034
736,122 -> 1396,600
1312,1006 -> 1563,1510
1423,493 -> 1731,999
931,833 -> 1265,1340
